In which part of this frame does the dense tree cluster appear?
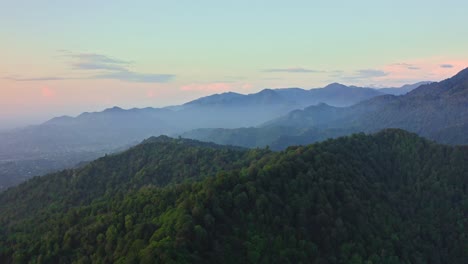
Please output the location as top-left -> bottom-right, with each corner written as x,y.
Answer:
0,130 -> 467,263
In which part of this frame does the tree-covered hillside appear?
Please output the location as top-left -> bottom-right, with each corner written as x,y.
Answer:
0,130 -> 467,263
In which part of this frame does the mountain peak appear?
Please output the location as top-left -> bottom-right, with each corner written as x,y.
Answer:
104,106 -> 125,112
257,88 -> 277,94
324,83 -> 348,89
254,89 -> 285,103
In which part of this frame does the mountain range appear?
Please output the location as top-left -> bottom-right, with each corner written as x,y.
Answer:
0,81 -> 422,190
183,69 -> 468,149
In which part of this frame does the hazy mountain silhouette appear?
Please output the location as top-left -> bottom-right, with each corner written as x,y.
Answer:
183,68 -> 468,149
0,80 -> 443,189
377,81 -> 432,95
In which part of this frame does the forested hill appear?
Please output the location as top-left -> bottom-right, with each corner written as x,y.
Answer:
1,130 -> 467,263
0,136 -> 262,222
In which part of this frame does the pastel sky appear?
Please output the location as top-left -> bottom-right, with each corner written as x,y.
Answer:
1,0 -> 468,129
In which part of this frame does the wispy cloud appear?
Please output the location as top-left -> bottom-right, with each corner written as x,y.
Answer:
66,51 -> 131,72
93,71 -> 174,83
5,76 -> 77,81
323,58 -> 467,87
263,67 -> 318,73
338,69 -> 389,82
66,52 -> 131,65
5,51 -> 175,83
356,69 -> 388,78
440,64 -> 454,68
72,62 -> 128,71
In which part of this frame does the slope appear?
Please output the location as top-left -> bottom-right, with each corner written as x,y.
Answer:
0,130 -> 467,263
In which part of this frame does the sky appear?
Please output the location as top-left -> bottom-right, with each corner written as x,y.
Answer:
1,0 -> 468,129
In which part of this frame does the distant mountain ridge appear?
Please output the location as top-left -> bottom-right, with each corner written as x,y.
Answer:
0,79 -> 435,189
34,81 -> 425,131
182,83 -> 384,109
183,68 -> 468,149
377,81 -> 433,95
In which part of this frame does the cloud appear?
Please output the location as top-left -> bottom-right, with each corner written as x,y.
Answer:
67,52 -> 131,72
5,76 -> 76,81
327,58 -> 468,87
440,64 -> 454,68
336,69 -> 389,84
5,51 -> 175,83
68,51 -> 174,83
263,67 -> 318,73
356,69 -> 388,78
377,58 -> 468,86
93,70 -> 174,83
5,72 -> 175,83
67,53 -> 131,65
72,62 -> 128,71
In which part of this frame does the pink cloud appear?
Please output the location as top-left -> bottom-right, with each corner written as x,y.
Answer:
376,58 -> 468,85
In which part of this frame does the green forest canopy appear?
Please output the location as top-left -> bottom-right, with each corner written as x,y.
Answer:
0,130 -> 467,264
